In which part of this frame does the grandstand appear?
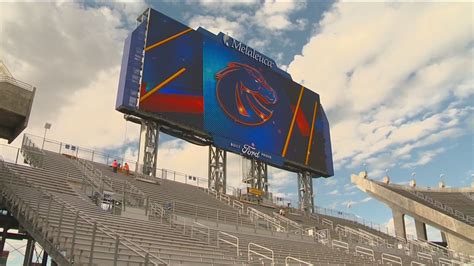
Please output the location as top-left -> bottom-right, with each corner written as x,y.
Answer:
1,134 -> 472,265
352,172 -> 474,258
1,7 -> 473,266
0,60 -> 35,144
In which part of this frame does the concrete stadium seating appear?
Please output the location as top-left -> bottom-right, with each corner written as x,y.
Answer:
379,182 -> 474,225
2,145 -> 471,265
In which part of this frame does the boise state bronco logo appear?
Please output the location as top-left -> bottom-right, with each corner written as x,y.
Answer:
215,62 -> 278,126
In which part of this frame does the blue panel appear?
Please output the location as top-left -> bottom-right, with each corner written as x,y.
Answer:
116,21 -> 146,112
139,9 -> 203,130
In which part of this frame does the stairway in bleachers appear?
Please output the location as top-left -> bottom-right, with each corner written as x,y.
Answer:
4,146 -> 471,265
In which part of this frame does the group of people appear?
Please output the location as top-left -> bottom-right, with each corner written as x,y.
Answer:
111,159 -> 130,175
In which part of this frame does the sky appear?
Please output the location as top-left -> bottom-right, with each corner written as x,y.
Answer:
0,0 -> 473,255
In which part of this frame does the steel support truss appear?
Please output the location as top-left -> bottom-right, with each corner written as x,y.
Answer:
208,146 -> 227,194
298,172 -> 314,213
243,158 -> 268,195
137,119 -> 160,176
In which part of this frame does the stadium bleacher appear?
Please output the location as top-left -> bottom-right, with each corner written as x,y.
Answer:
377,182 -> 474,225
0,137 -> 471,265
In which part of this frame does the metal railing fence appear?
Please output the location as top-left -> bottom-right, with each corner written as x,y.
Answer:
0,76 -> 35,91
248,242 -> 274,265
0,157 -> 167,265
217,231 -> 239,258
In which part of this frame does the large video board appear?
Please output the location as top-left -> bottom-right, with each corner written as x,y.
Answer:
117,8 -> 333,177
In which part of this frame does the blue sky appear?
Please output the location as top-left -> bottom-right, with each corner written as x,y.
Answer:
1,0 -> 473,250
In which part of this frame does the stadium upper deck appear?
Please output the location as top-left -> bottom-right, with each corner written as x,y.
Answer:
352,172 -> 474,257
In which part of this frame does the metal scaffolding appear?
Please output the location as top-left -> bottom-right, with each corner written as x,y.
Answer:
137,119 -> 160,176
208,146 -> 227,194
298,172 -> 314,213
243,158 -> 268,195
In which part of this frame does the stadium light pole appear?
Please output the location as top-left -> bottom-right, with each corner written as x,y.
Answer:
42,122 -> 52,150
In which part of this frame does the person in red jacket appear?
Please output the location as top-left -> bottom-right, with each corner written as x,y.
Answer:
112,159 -> 118,173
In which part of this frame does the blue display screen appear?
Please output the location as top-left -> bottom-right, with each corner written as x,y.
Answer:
116,8 -> 333,177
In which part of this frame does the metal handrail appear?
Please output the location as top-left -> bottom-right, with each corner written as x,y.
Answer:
340,225 -> 374,246
149,202 -> 165,223
0,76 -> 34,91
381,253 -> 402,265
417,251 -> 433,262
0,159 -> 167,265
233,200 -> 244,213
285,256 -> 313,266
355,246 -> 375,261
21,135 -> 45,168
247,207 -> 285,232
217,231 -> 239,258
248,242 -> 274,265
332,240 -> 349,253
219,193 -> 231,205
191,221 -> 210,244
167,199 -> 241,222
321,218 -> 333,229
410,261 -> 425,266
273,212 -> 304,233
54,196 -> 166,265
439,257 -> 463,266
358,228 -> 386,244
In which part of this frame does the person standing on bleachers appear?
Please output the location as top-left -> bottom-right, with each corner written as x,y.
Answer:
112,159 -> 118,173
124,162 -> 129,175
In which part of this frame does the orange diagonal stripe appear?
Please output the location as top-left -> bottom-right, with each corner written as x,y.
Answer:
305,101 -> 318,165
140,67 -> 186,102
145,28 -> 193,52
282,86 -> 304,157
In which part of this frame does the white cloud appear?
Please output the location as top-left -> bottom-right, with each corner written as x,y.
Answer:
254,0 -> 306,31
342,196 -> 372,208
402,147 -> 447,169
188,15 -> 246,40
327,189 -> 339,195
343,183 -> 354,189
288,2 -> 473,174
0,2 -> 139,150
43,67 -> 140,148
324,178 -> 338,186
188,0 -> 307,44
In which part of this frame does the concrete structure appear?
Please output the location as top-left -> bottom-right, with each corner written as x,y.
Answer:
352,172 -> 474,256
0,61 -> 35,143
2,136 -> 471,264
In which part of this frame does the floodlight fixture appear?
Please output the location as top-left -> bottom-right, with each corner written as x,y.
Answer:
42,122 -> 52,150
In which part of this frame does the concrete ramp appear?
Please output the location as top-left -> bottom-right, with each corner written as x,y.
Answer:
0,61 -> 35,143
351,173 -> 474,256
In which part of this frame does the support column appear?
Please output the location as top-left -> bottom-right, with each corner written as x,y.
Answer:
414,219 -> 427,241
298,172 -> 314,214
242,158 -> 268,195
0,228 -> 7,252
208,146 -> 227,194
441,231 -> 447,243
391,208 -> 406,240
23,238 -> 35,266
137,120 -> 160,176
41,250 -> 48,266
